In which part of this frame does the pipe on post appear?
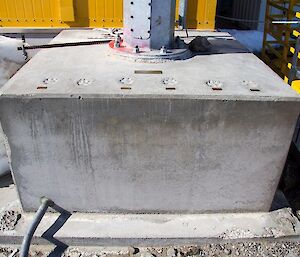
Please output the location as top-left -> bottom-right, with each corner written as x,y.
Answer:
20,197 -> 54,257
179,0 -> 188,29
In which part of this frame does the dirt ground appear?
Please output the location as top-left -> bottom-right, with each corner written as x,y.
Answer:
1,240 -> 300,257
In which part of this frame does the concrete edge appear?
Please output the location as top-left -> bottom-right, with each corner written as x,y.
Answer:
2,236 -> 300,247
1,208 -> 300,246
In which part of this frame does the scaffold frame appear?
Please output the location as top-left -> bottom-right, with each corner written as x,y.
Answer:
262,0 -> 300,83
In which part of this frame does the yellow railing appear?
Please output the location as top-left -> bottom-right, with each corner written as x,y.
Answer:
285,11 -> 300,93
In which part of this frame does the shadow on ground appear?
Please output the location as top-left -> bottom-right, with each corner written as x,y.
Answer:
42,203 -> 72,257
0,173 -> 14,188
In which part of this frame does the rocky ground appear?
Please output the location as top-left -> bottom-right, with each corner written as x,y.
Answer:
1,241 -> 300,257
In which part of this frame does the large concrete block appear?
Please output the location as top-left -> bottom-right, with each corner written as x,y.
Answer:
0,30 -> 299,213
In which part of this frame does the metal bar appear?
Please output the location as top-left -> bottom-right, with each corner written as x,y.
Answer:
17,39 -> 111,51
262,0 -> 272,60
282,0 -> 296,75
20,197 -> 54,257
288,37 -> 300,84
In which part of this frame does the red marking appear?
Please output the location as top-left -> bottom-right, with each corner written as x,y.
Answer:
109,39 -> 148,54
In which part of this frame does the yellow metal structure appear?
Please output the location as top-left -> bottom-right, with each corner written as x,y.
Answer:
291,80 -> 300,93
262,0 -> 300,79
0,0 -> 216,30
262,0 -> 300,94
284,12 -> 300,94
59,0 -> 75,22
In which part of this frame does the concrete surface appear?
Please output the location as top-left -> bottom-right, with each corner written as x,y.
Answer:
0,124 -> 9,177
4,209 -> 300,246
0,184 -> 300,247
0,30 -> 299,213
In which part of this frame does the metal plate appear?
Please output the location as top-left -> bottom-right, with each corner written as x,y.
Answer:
130,0 -> 151,40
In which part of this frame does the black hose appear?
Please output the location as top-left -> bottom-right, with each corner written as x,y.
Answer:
20,197 -> 54,257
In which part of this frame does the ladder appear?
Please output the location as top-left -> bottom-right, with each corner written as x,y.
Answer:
262,0 -> 300,81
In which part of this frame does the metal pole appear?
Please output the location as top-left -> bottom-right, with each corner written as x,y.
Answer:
123,0 -> 176,50
20,197 -> 54,257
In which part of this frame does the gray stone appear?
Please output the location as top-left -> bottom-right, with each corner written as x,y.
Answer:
189,36 -> 212,52
0,210 -> 20,232
186,247 -> 200,256
224,248 -> 231,255
140,252 -> 154,257
129,247 -> 139,256
166,248 -> 176,257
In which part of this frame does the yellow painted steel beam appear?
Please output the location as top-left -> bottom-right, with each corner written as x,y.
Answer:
284,76 -> 289,83
292,80 -> 300,93
293,30 -> 300,37
0,0 -> 216,30
59,0 -> 75,22
290,46 -> 300,59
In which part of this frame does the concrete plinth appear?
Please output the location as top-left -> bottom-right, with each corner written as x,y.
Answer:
0,30 -> 299,213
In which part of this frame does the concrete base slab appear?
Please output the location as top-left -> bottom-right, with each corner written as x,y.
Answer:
1,209 -> 300,246
0,185 -> 300,246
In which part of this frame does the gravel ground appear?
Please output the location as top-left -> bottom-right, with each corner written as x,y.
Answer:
1,241 -> 300,257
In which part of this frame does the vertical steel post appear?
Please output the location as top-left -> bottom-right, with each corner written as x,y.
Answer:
123,0 -> 176,50
288,37 -> 300,85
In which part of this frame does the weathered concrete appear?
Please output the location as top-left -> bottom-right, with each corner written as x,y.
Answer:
0,118 -> 9,177
1,209 -> 299,246
0,30 -> 299,213
0,184 -> 300,246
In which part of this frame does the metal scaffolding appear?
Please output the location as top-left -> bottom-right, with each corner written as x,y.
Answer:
287,11 -> 300,93
262,0 -> 300,84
